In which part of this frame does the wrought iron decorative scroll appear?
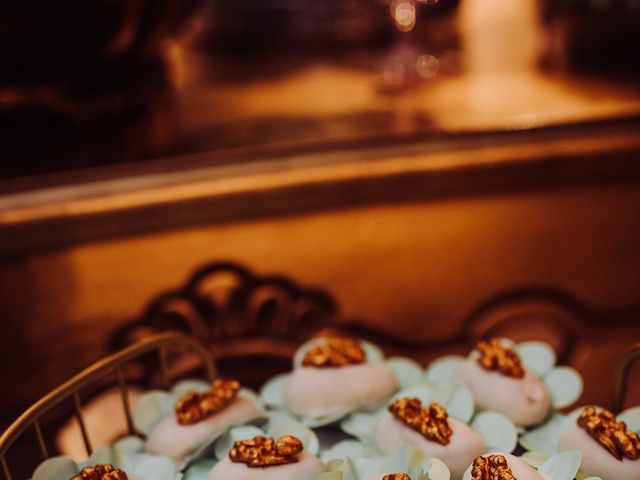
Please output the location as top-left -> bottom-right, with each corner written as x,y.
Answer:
112,261 -> 640,405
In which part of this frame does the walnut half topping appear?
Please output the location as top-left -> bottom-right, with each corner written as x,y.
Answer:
471,455 -> 517,480
382,473 -> 411,480
475,338 -> 524,379
302,337 -> 366,368
175,378 -> 240,425
71,464 -> 128,480
388,398 -> 452,445
229,435 -> 304,468
577,406 -> 640,461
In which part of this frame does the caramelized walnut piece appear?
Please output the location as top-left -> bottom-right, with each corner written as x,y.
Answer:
175,378 -> 240,425
71,464 -> 128,480
475,338 -> 524,378
388,398 -> 453,445
229,435 -> 304,468
471,455 -> 517,480
302,337 -> 366,368
577,406 -> 640,461
382,473 -> 411,480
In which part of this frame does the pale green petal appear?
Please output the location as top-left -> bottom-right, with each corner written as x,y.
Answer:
302,411 -> 351,428
132,390 -> 175,435
214,425 -> 264,460
521,450 -> 550,468
517,342 -> 556,377
424,356 -> 465,385
172,379 -> 211,398
431,384 -> 474,424
317,472 -> 344,480
391,385 -> 434,405
132,455 -> 176,480
259,373 -> 288,407
32,457 -> 79,480
618,406 -> 640,434
519,413 -> 566,455
238,387 -> 265,415
184,460 -> 217,480
320,440 -> 374,463
427,458 -> 450,480
545,367 -> 583,409
387,357 -> 423,389
340,410 -> 385,442
88,445 -> 121,465
471,411 -> 517,453
361,340 -> 386,363
538,450 -> 581,480
267,412 -> 320,454
114,436 -> 145,454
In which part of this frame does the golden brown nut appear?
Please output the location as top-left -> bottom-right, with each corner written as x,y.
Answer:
388,398 -> 452,445
71,464 -> 128,480
302,338 -> 366,368
471,455 -> 517,480
175,378 -> 240,425
475,338 -> 524,378
229,435 -> 304,468
577,406 -> 640,460
382,473 -> 411,480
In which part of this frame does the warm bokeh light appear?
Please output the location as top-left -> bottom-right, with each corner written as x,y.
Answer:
391,0 -> 417,32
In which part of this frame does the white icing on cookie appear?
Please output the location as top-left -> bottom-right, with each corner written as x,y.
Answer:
461,453 -> 551,480
559,424 -> 640,479
454,357 -> 550,426
207,452 -> 323,480
283,363 -> 398,417
145,397 -> 260,461
376,413 -> 485,479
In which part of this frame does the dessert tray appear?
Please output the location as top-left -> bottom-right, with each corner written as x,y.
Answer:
1,331 -> 639,480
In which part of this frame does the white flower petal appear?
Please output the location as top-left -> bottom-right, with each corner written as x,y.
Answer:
259,373 -> 288,407
431,384 -> 474,424
618,406 -> 640,434
427,458 -> 451,480
519,413 -> 566,455
471,411 -> 518,453
214,425 -> 264,460
132,455 -> 176,480
517,342 -> 556,377
132,391 -> 175,435
171,379 -> 211,398
392,385 -> 434,405
320,440 -> 373,463
267,412 -> 320,455
340,410 -> 384,442
545,367 -> 583,409
387,357 -> 423,389
538,450 -> 581,480
32,457 -> 79,480
184,459 -> 217,480
424,356 -> 465,385
114,436 -> 145,454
